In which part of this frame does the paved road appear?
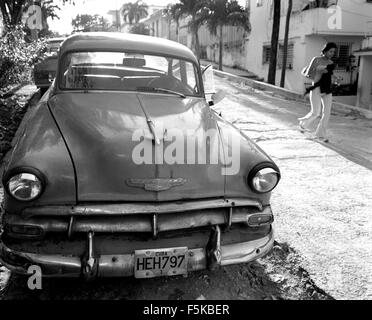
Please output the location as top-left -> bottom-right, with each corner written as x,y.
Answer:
213,76 -> 372,300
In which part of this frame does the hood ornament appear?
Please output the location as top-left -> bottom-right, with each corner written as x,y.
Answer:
126,178 -> 187,192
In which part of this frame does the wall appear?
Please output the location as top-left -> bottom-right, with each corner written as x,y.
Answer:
198,24 -> 247,69
357,55 -> 372,110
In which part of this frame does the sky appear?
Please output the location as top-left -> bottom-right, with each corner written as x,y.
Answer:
48,0 -> 247,35
48,0 -> 179,34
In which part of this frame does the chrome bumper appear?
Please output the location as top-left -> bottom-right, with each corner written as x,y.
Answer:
0,228 -> 274,278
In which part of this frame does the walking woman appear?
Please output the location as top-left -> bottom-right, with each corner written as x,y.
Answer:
299,42 -> 338,143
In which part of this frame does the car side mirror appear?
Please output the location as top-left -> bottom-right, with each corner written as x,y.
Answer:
202,64 -> 212,75
209,89 -> 226,106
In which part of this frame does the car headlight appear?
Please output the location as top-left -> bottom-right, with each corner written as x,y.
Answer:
249,165 -> 280,193
7,173 -> 43,201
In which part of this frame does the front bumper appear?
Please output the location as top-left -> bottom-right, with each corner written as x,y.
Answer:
0,228 -> 274,278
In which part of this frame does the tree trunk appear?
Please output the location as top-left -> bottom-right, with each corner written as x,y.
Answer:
0,0 -> 27,29
176,20 -> 179,42
31,29 -> 38,41
218,24 -> 223,71
168,18 -> 171,40
268,0 -> 281,85
280,0 -> 292,88
194,29 -> 200,59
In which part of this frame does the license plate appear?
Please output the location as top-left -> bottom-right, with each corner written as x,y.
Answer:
134,247 -> 188,278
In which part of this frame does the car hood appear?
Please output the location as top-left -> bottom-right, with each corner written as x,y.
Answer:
48,92 -> 226,202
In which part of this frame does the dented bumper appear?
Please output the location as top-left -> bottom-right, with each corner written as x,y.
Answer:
0,227 -> 274,279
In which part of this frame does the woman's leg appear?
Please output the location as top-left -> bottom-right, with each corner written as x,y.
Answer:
299,87 -> 322,130
315,93 -> 332,138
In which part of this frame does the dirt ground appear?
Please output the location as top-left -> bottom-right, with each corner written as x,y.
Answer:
0,240 -> 332,300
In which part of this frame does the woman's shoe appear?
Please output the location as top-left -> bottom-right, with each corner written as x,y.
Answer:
298,122 -> 309,133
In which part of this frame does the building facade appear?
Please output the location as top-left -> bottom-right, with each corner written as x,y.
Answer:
355,35 -> 372,110
245,0 -> 372,97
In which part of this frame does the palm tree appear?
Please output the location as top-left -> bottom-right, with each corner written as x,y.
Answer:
280,0 -> 292,88
167,0 -> 208,59
121,0 -> 148,26
164,3 -> 182,41
267,0 -> 281,85
203,0 -> 250,71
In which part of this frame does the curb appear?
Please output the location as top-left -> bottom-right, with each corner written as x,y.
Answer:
213,69 -> 372,120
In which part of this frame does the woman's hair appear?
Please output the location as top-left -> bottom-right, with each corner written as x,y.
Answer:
321,42 -> 338,54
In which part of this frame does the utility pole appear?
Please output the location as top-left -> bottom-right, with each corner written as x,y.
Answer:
115,0 -> 120,31
280,0 -> 292,88
268,0 -> 281,85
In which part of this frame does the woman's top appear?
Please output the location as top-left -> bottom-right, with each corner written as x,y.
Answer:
304,55 -> 334,83
305,63 -> 335,95
303,55 -> 334,94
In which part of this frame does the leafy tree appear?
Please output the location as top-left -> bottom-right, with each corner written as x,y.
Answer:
130,23 -> 150,35
280,0 -> 292,88
0,0 -> 71,30
167,0 -> 208,59
267,0 -> 280,85
0,25 -> 47,89
121,0 -> 148,26
203,0 -> 250,71
71,14 -> 109,33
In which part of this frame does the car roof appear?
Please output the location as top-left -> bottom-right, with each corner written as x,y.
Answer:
47,37 -> 65,43
59,32 -> 199,64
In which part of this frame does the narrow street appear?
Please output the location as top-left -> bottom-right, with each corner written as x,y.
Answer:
212,76 -> 372,300
0,75 -> 371,300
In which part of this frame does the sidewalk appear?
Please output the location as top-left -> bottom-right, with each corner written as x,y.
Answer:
200,59 -> 261,79
209,64 -> 372,120
217,76 -> 372,170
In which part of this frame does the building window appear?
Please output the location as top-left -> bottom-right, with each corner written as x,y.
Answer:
262,44 -> 294,69
262,45 -> 271,64
278,43 -> 294,69
334,42 -> 352,71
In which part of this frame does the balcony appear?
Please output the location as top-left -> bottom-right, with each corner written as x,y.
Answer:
289,7 -> 372,37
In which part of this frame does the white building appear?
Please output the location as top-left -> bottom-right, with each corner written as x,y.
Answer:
245,0 -> 372,99
107,4 -> 165,33
354,35 -> 372,110
142,10 -> 193,49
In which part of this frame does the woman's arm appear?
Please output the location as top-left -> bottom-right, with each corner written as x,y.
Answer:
306,57 -> 321,80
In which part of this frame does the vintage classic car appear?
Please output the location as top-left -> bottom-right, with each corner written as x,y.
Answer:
0,33 -> 280,280
33,37 -> 65,94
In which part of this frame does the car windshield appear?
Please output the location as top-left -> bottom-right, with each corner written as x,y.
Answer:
59,51 -> 202,97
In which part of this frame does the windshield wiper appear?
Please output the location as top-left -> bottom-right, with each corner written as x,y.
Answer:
136,87 -> 186,98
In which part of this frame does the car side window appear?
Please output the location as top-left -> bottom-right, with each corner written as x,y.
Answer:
171,59 -> 199,94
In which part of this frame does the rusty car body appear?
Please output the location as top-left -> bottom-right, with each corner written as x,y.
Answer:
33,37 -> 65,94
0,33 -> 280,279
